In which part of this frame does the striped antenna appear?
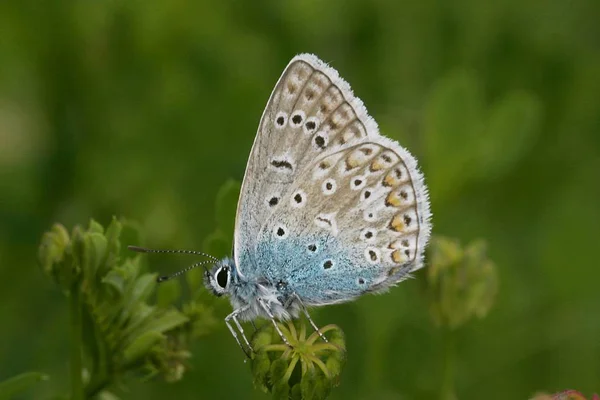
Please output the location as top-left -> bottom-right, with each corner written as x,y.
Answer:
128,245 -> 219,262
156,260 -> 213,283
128,245 -> 218,283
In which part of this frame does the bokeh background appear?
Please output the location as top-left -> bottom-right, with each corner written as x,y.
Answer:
1,0 -> 599,399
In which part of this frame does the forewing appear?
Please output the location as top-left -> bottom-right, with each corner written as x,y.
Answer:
234,54 -> 378,276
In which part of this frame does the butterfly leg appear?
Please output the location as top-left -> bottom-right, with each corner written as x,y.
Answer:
258,298 -> 290,346
293,293 -> 328,342
225,306 -> 252,357
232,314 -> 253,351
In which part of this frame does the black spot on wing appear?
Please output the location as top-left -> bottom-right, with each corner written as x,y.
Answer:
271,159 -> 293,171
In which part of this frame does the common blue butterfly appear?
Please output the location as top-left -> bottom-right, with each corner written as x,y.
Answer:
132,54 -> 431,356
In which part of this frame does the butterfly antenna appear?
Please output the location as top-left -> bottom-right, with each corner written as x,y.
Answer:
128,245 -> 218,283
128,245 -> 219,262
156,260 -> 213,283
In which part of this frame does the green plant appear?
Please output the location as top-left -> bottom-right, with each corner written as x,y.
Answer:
251,319 -> 346,400
426,236 -> 498,400
30,186 -> 499,400
37,218 -> 217,399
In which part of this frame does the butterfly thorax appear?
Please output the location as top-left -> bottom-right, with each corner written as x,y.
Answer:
205,257 -> 300,322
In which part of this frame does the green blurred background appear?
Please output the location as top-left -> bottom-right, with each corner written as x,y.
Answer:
1,0 -> 599,399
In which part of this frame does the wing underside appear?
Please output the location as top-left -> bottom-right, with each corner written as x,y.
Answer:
233,54 -> 431,303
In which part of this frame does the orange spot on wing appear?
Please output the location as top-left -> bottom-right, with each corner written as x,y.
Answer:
389,214 -> 404,232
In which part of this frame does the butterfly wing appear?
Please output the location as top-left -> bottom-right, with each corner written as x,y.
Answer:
234,54 -> 431,305
256,136 -> 431,305
234,54 -> 375,276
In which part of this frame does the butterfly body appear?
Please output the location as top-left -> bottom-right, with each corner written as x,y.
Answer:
202,54 -> 431,353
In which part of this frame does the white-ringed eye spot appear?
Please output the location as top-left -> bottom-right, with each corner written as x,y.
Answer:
351,175 -> 366,190
274,225 -> 288,239
290,110 -> 306,128
361,188 -> 372,201
307,243 -> 318,253
363,210 -> 378,222
357,278 -> 366,285
361,228 -> 377,243
313,132 -> 328,150
303,117 -> 319,134
365,247 -> 381,264
274,112 -> 288,129
322,259 -> 334,270
291,190 -> 307,208
322,178 -> 337,195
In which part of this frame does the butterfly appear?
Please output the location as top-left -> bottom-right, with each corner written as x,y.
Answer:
131,54 -> 431,356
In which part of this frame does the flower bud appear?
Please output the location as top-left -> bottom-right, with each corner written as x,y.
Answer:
427,236 -> 498,329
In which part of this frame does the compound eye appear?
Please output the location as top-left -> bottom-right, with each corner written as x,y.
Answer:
216,267 -> 228,288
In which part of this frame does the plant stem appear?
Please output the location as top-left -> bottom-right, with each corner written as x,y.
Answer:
441,328 -> 456,400
70,286 -> 84,400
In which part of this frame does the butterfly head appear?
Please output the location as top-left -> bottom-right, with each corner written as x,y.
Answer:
205,257 -> 237,297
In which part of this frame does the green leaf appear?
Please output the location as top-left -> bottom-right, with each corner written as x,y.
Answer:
137,309 -> 189,335
269,357 -> 289,385
271,381 -> 290,400
102,269 -> 127,297
252,351 -> 272,392
126,273 -> 157,308
103,217 -> 123,271
312,372 -> 332,400
102,258 -> 140,303
0,372 -> 48,400
290,383 -> 302,400
122,330 -> 165,366
123,308 -> 189,351
71,225 -> 87,274
300,367 -> 318,400
117,272 -> 156,329
121,303 -> 156,341
87,232 -> 108,277
88,219 -> 105,234
38,224 -> 70,281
